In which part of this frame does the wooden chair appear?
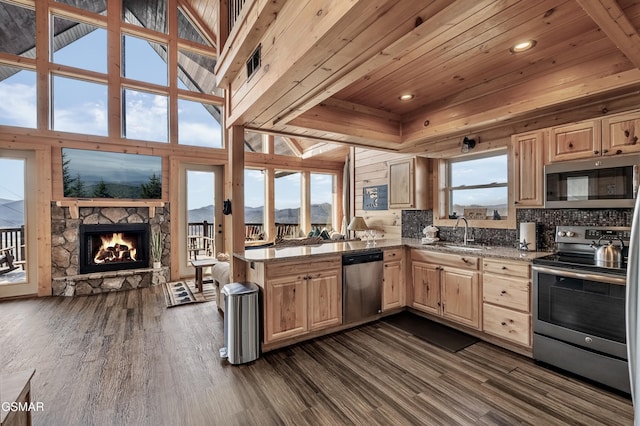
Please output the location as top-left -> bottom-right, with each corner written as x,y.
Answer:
0,246 -> 18,275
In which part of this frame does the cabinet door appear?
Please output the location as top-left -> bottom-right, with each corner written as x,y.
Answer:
602,112 -> 640,156
265,275 -> 308,343
388,159 -> 414,208
548,121 -> 601,162
382,260 -> 402,311
308,270 -> 342,331
411,262 -> 440,315
511,131 -> 544,207
441,268 -> 480,329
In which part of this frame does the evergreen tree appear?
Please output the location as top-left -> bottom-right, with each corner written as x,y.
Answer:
69,173 -> 86,197
140,173 -> 161,199
62,152 -> 73,196
93,179 -> 111,198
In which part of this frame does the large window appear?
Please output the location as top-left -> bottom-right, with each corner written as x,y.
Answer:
310,173 -> 334,230
245,169 -> 265,241
446,151 -> 508,221
275,171 -> 302,238
0,1 -> 222,147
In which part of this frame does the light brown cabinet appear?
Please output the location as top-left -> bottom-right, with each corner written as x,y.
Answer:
388,157 -> 430,209
382,248 -> 404,311
547,111 -> 640,162
481,258 -> 531,347
410,250 -> 481,329
548,120 -> 601,162
511,130 -> 545,207
255,256 -> 342,345
602,111 -> 640,156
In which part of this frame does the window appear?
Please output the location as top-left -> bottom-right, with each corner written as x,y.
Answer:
122,0 -> 166,33
445,151 -> 509,222
310,173 -> 334,230
244,131 -> 264,153
178,99 -> 222,148
52,17 -> 107,74
275,171 -> 302,238
274,135 -> 299,156
122,35 -> 168,86
122,88 -> 168,143
52,75 -> 108,136
177,49 -> 217,94
177,8 -> 211,46
0,66 -> 36,129
0,2 -> 35,58
245,169 -> 265,241
54,0 -> 107,14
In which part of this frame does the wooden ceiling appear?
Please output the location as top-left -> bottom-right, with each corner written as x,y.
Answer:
190,0 -> 640,154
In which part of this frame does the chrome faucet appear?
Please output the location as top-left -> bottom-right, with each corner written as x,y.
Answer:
454,216 -> 474,245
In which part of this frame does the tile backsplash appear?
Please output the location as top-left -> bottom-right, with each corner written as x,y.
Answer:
402,208 -> 633,251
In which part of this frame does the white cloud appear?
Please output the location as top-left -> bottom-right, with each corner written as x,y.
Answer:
0,81 -> 37,128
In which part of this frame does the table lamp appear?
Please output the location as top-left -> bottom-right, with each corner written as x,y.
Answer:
347,216 -> 368,240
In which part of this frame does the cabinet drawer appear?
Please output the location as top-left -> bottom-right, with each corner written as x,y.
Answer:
483,274 -> 530,312
483,258 -> 530,278
483,303 -> 531,347
266,256 -> 341,279
411,249 -> 478,270
384,248 -> 403,261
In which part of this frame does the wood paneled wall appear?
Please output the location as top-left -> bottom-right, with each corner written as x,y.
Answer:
354,148 -> 416,239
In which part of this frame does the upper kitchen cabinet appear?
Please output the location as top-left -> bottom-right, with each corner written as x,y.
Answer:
602,111 -> 640,156
548,120 -> 601,162
511,131 -> 546,207
548,112 -> 640,163
388,157 -> 430,210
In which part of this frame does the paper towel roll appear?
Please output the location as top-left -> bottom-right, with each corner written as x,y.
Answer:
519,222 -> 536,251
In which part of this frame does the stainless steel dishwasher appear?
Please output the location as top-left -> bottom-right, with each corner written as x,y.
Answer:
342,250 -> 383,324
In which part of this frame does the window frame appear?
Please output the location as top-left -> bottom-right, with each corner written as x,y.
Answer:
433,148 -> 515,230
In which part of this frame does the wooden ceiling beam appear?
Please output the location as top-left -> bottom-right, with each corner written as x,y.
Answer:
401,67 -> 640,147
576,0 -> 640,69
289,100 -> 402,144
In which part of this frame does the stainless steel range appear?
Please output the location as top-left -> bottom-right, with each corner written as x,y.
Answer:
532,225 -> 631,393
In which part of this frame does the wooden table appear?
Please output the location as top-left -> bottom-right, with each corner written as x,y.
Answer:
1,368 -> 36,426
190,258 -> 219,292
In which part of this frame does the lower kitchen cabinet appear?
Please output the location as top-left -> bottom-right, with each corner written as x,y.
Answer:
308,270 -> 342,331
382,248 -> 404,311
482,258 -> 532,348
411,250 -> 481,329
253,255 -> 342,346
265,275 -> 308,342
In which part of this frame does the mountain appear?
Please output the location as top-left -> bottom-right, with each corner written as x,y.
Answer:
187,203 -> 333,226
0,199 -> 24,228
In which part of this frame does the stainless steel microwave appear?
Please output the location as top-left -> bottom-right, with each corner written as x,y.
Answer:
544,155 -> 640,208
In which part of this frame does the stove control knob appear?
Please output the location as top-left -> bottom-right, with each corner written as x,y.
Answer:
566,231 -> 575,237
557,231 -> 566,237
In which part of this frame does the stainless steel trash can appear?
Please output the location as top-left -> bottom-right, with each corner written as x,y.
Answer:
219,282 -> 260,364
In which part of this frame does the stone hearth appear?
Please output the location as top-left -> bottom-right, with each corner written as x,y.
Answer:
51,203 -> 171,296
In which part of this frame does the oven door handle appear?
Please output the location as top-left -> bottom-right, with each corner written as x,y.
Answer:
532,265 -> 626,285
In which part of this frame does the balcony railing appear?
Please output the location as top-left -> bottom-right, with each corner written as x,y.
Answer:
188,221 -> 215,260
245,223 -> 331,241
0,226 -> 26,267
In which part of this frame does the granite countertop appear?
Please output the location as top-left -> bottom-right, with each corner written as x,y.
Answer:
235,238 -> 552,262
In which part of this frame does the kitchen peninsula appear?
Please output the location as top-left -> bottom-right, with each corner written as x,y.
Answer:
236,239 -> 548,354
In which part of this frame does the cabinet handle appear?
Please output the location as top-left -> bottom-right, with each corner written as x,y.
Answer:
634,136 -> 638,145
514,200 -> 519,204
603,149 -> 608,154
501,266 -> 507,270
462,257 -> 469,263
501,321 -> 507,326
593,150 -> 599,154
501,290 -> 507,295
625,130 -> 630,138
569,142 -> 574,148
616,149 -> 623,155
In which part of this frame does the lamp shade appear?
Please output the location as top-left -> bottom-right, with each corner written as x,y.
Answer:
347,216 -> 368,231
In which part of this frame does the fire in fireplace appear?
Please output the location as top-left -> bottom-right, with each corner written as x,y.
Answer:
79,224 -> 150,274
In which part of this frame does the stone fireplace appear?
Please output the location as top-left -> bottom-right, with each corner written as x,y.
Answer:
79,223 -> 150,274
51,204 -> 170,296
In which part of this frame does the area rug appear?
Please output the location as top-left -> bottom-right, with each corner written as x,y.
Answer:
163,280 -> 216,308
383,311 -> 479,353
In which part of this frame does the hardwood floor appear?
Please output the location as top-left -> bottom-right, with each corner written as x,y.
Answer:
0,285 -> 633,425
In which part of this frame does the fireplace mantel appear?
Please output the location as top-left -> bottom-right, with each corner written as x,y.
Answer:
56,200 -> 165,219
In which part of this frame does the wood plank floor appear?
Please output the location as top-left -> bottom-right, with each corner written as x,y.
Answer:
0,285 -> 633,425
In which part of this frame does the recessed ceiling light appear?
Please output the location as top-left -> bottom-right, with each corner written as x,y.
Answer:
399,93 -> 415,101
510,40 -> 536,53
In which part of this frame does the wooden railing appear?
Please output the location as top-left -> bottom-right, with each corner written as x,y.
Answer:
0,226 -> 26,266
245,223 -> 331,241
228,0 -> 247,37
188,221 -> 215,259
